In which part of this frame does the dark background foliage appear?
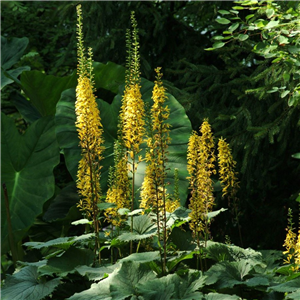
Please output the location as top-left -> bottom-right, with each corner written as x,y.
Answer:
2,0 -> 300,250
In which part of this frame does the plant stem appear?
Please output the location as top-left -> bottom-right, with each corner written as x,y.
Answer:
87,151 -> 101,264
196,232 -> 203,272
130,151 -> 136,255
161,142 -> 167,275
2,183 -> 18,267
1,263 -> 6,279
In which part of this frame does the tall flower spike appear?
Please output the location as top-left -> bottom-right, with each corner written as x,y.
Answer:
75,4 -> 104,220
140,67 -> 172,274
218,138 -> 239,197
120,12 -> 145,156
283,208 -> 299,271
187,120 -> 216,238
140,67 -> 171,212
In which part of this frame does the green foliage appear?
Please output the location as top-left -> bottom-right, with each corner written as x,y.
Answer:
20,70 -> 77,116
2,3 -> 300,299
207,0 -> 300,107
118,215 -> 157,242
170,0 -> 300,248
1,114 -> 60,254
1,36 -> 30,89
1,266 -> 61,300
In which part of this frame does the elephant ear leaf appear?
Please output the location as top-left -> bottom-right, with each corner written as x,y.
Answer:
1,36 -> 30,89
1,113 -> 60,254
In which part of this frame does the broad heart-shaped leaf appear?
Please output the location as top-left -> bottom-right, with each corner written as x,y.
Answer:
136,270 -> 205,300
1,266 -> 60,300
1,66 -> 30,89
203,293 -> 240,300
43,182 -> 80,222
20,70 -> 77,116
109,261 -> 157,299
118,215 -> 157,242
205,260 -> 254,289
205,241 -> 264,266
38,246 -> 95,277
10,91 -> 42,124
172,270 -> 205,300
120,251 -> 161,263
1,114 -> 60,254
75,264 -> 119,281
1,36 -> 29,70
286,289 -> 300,299
267,277 -> 300,293
69,260 -> 157,300
24,233 -> 93,250
136,274 -> 176,300
1,36 -> 31,90
93,61 -> 126,93
55,61 -> 192,206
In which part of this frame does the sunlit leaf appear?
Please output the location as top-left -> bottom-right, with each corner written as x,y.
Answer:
213,42 -> 225,49
238,34 -> 249,41
2,266 -> 60,300
216,18 -> 231,25
266,8 -> 275,18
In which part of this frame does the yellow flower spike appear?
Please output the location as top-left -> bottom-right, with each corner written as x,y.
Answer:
140,67 -> 172,274
282,208 -> 299,271
75,5 -> 105,220
122,83 -> 145,154
140,67 -> 171,212
217,138 -> 239,198
187,120 -> 216,247
295,230 -> 300,269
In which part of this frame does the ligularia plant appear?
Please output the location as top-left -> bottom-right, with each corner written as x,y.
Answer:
187,120 -> 216,270
75,4 -> 105,262
140,67 -> 177,274
218,137 -> 242,246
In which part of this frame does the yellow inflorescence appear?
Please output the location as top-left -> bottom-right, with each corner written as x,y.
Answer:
294,231 -> 300,271
187,120 -> 216,235
283,208 -> 300,272
165,198 -> 180,213
105,152 -> 131,227
121,83 -> 145,153
140,68 -> 173,213
75,5 -> 104,216
218,138 -> 239,197
283,228 -> 297,263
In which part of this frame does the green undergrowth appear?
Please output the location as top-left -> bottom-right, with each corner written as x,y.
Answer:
2,209 -> 300,300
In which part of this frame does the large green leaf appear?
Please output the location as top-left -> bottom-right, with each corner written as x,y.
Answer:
43,182 -> 80,222
24,233 -> 93,250
267,277 -> 300,293
68,261 -> 156,300
118,215 -> 157,242
172,270 -> 205,300
1,36 -> 30,89
1,266 -> 60,300
136,274 -> 176,300
1,114 -> 60,253
55,61 -> 192,205
38,246 -> 95,277
203,293 -> 240,300
10,92 -> 41,124
205,260 -> 253,289
286,289 -> 300,300
20,70 -> 77,116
